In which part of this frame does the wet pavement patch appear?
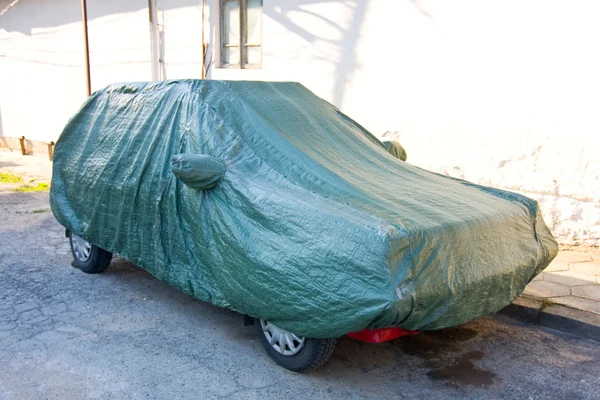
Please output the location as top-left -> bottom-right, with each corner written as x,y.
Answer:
427,350 -> 497,387
392,326 -> 498,387
392,326 -> 478,359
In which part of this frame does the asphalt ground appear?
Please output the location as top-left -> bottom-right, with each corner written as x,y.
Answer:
1,189 -> 599,400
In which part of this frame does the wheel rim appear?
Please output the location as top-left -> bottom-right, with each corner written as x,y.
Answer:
260,319 -> 306,356
71,233 -> 91,262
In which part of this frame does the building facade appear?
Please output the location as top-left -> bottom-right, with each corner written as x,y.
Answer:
1,0 -> 599,246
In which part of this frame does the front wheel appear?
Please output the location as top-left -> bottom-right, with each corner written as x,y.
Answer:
69,231 -> 113,274
256,319 -> 336,372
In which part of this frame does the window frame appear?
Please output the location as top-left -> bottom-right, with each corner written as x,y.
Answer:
219,0 -> 262,69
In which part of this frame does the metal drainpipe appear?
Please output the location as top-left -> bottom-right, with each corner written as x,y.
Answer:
148,0 -> 160,81
201,0 -> 205,79
81,0 -> 91,96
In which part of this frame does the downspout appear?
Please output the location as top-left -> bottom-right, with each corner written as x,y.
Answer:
201,0 -> 205,78
81,0 -> 91,96
148,0 -> 160,81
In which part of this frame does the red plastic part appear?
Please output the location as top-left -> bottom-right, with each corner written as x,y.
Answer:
347,327 -> 419,343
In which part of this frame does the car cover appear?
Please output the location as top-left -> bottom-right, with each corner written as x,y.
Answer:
50,80 -> 558,338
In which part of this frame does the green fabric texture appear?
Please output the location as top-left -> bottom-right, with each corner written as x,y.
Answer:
50,80 -> 558,338
171,154 -> 226,190
382,140 -> 407,161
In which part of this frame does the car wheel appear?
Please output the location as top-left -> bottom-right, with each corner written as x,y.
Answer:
256,319 -> 337,372
69,231 -> 113,274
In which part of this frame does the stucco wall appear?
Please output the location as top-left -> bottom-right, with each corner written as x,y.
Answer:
0,0 -> 152,143
0,0 -> 88,143
208,0 -> 600,246
0,0 -> 206,144
1,0 -> 598,245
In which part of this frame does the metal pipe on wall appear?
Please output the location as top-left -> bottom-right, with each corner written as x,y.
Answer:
148,0 -> 160,81
201,0 -> 205,79
81,0 -> 91,96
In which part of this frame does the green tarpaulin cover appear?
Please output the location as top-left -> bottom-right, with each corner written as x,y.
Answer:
50,80 -> 558,338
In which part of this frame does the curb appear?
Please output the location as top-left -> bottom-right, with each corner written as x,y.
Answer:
497,296 -> 600,342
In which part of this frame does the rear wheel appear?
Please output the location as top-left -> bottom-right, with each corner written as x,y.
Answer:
256,319 -> 336,372
69,232 -> 112,274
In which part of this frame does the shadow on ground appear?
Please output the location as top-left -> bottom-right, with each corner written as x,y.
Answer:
2,191 -> 599,399
103,257 -> 502,389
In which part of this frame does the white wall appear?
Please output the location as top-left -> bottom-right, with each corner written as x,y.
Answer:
0,0 -> 88,143
208,0 -> 600,246
156,0 -> 204,79
0,0 -> 153,143
0,0 -> 205,144
86,0 -> 153,89
1,0 -> 598,245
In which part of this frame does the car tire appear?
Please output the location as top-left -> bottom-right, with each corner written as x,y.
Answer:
69,231 -> 113,274
256,319 -> 337,372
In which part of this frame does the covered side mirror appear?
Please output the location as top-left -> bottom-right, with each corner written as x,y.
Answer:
382,141 -> 407,161
171,153 -> 225,190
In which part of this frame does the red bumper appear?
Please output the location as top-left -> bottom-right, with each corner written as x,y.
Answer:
347,327 -> 418,343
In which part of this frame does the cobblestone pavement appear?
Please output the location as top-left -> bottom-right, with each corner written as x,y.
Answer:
525,250 -> 600,315
2,188 -> 600,399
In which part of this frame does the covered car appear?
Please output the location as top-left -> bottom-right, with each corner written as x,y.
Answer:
50,80 -> 558,370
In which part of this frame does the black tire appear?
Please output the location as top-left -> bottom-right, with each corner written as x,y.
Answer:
69,231 -> 113,274
256,320 -> 337,372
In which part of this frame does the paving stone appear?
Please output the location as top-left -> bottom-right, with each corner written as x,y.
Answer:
571,285 -> 600,302
543,261 -> 569,272
549,295 -> 600,315
543,271 -> 596,287
569,262 -> 600,276
523,280 -> 570,299
554,251 -> 593,264
532,273 -> 544,281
